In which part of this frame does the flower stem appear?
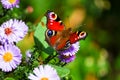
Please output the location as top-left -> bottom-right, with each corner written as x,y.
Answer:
61,62 -> 67,67
43,53 -> 58,64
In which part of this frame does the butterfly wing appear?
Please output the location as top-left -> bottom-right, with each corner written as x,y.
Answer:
46,11 -> 64,31
45,11 -> 67,50
69,31 -> 87,44
45,28 -> 71,51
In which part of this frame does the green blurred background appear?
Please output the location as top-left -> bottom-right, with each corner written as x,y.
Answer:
18,0 -> 120,80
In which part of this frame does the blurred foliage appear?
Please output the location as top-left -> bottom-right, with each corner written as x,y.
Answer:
1,0 -> 120,80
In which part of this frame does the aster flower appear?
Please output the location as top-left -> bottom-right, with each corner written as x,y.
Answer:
25,50 -> 32,62
28,65 -> 60,80
1,0 -> 20,9
59,54 -> 76,63
58,42 -> 80,56
0,19 -> 28,44
0,43 -> 22,72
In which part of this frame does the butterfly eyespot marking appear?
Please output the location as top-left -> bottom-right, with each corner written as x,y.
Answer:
49,12 -> 57,20
46,29 -> 56,37
80,32 -> 85,36
64,41 -> 71,49
79,31 -> 87,39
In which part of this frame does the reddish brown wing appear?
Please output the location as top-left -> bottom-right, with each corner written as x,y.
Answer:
69,31 -> 87,44
45,11 -> 66,50
46,11 -> 64,31
45,29 -> 71,51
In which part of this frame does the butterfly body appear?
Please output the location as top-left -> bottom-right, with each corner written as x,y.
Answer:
45,11 -> 87,51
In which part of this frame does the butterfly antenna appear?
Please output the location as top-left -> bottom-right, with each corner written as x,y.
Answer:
79,24 -> 86,27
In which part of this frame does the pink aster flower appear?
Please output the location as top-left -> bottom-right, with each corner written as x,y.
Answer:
58,42 -> 80,56
1,0 -> 20,9
59,54 -> 76,63
0,19 -> 28,44
28,65 -> 60,80
0,43 -> 22,72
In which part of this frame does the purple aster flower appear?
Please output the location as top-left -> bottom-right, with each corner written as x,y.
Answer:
58,42 -> 80,56
1,0 -> 20,9
25,50 -> 32,62
0,19 -> 28,44
28,65 -> 60,80
0,43 -> 22,72
59,54 -> 76,63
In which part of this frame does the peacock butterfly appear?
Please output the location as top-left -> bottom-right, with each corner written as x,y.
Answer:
45,10 -> 87,51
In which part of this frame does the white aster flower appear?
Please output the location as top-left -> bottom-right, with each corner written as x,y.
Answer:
0,19 -> 28,44
28,65 -> 60,80
0,43 -> 22,72
1,0 -> 20,9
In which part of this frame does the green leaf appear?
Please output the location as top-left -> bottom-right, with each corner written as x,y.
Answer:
4,77 -> 15,80
34,16 -> 54,54
51,65 -> 70,78
32,60 -> 39,67
34,16 -> 48,48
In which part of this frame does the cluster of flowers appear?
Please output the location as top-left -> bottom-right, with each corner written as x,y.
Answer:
0,0 -> 80,80
26,41 -> 80,80
0,19 -> 28,72
0,1 -> 60,80
26,42 -> 80,80
0,19 -> 61,80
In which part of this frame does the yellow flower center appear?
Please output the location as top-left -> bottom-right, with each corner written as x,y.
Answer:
3,52 -> 13,62
41,77 -> 49,80
4,28 -> 12,36
8,0 -> 16,4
